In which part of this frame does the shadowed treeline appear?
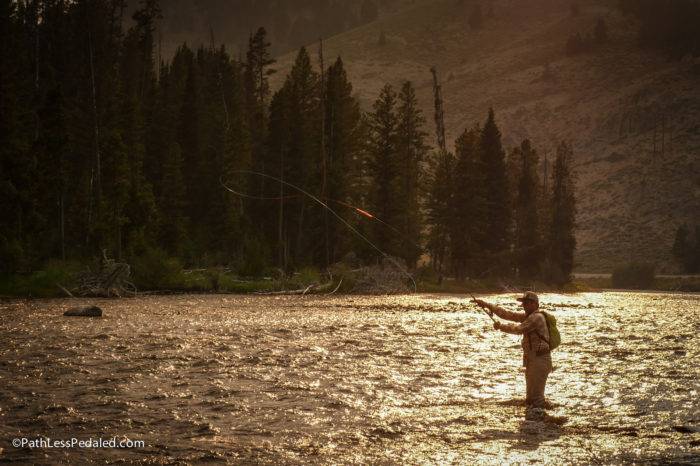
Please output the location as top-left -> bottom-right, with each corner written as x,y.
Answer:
1,0 -> 576,293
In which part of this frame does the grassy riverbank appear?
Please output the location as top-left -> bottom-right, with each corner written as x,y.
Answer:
417,279 -> 589,294
571,274 -> 700,293
0,261 -> 320,298
2,262 -> 698,299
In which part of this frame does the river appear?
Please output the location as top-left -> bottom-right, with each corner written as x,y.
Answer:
1,292 -> 698,464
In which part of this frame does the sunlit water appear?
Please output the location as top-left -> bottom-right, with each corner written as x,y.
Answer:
0,292 -> 698,464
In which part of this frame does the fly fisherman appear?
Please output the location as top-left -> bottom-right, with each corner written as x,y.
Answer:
473,292 -> 552,416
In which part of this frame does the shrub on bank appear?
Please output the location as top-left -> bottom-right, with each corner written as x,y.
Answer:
296,267 -> 321,286
0,260 -> 83,297
612,262 -> 656,289
131,248 -> 188,291
654,275 -> 700,292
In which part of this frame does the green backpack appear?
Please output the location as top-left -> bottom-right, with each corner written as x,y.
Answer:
539,311 -> 561,350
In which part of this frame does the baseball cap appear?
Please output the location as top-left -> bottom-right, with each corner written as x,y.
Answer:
516,291 -> 539,305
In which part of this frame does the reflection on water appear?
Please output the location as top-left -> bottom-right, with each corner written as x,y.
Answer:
0,292 -> 698,464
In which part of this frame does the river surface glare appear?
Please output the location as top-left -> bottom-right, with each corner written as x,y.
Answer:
0,292 -> 698,464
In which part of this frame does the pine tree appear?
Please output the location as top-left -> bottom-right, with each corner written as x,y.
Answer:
546,142 -> 577,284
290,47 -> 321,267
33,0 -> 78,262
176,48 -> 208,263
513,139 -> 542,281
267,47 -> 320,268
245,27 -> 276,111
195,45 -> 248,264
158,141 -> 187,256
394,81 -> 427,267
479,109 -> 511,276
693,226 -> 700,274
36,87 -> 70,260
0,0 -> 35,271
672,224 -> 688,271
268,82 -> 292,269
324,57 -> 363,264
219,49 -> 252,264
450,125 -> 485,279
671,223 -> 696,273
117,0 -> 160,259
425,150 -> 454,278
366,84 -> 399,259
62,0 -> 129,260
244,27 -> 276,236
505,143 -> 521,265
537,150 -> 552,275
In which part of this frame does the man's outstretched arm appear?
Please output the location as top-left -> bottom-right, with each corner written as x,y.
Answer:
495,315 -> 538,334
474,299 -> 526,323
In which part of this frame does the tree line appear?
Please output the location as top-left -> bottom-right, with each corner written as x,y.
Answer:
1,0 -> 576,285
426,114 -> 577,286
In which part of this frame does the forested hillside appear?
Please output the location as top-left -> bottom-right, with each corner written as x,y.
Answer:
273,0 -> 700,272
2,0 -> 698,290
1,0 -> 580,289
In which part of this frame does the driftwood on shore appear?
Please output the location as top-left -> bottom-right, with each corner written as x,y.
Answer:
347,257 -> 413,294
72,251 -> 137,297
258,283 -> 317,295
259,255 -> 413,295
256,278 -> 341,296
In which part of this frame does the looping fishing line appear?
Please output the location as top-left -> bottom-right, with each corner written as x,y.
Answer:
218,183 -> 300,201
220,170 -> 417,292
222,177 -> 421,252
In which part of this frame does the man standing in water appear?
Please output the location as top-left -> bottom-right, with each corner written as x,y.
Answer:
473,292 -> 552,417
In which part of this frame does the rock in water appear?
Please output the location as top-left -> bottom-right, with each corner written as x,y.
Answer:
64,305 -> 103,317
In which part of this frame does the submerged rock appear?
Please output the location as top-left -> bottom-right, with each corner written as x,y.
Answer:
64,305 -> 102,317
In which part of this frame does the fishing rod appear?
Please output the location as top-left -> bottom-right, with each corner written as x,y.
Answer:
220,171 -> 418,292
469,292 -> 496,323
472,283 -> 541,324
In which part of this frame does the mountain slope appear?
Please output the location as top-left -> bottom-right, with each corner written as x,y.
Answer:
272,0 -> 700,273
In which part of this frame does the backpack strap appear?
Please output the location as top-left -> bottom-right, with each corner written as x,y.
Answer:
534,311 -> 550,346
